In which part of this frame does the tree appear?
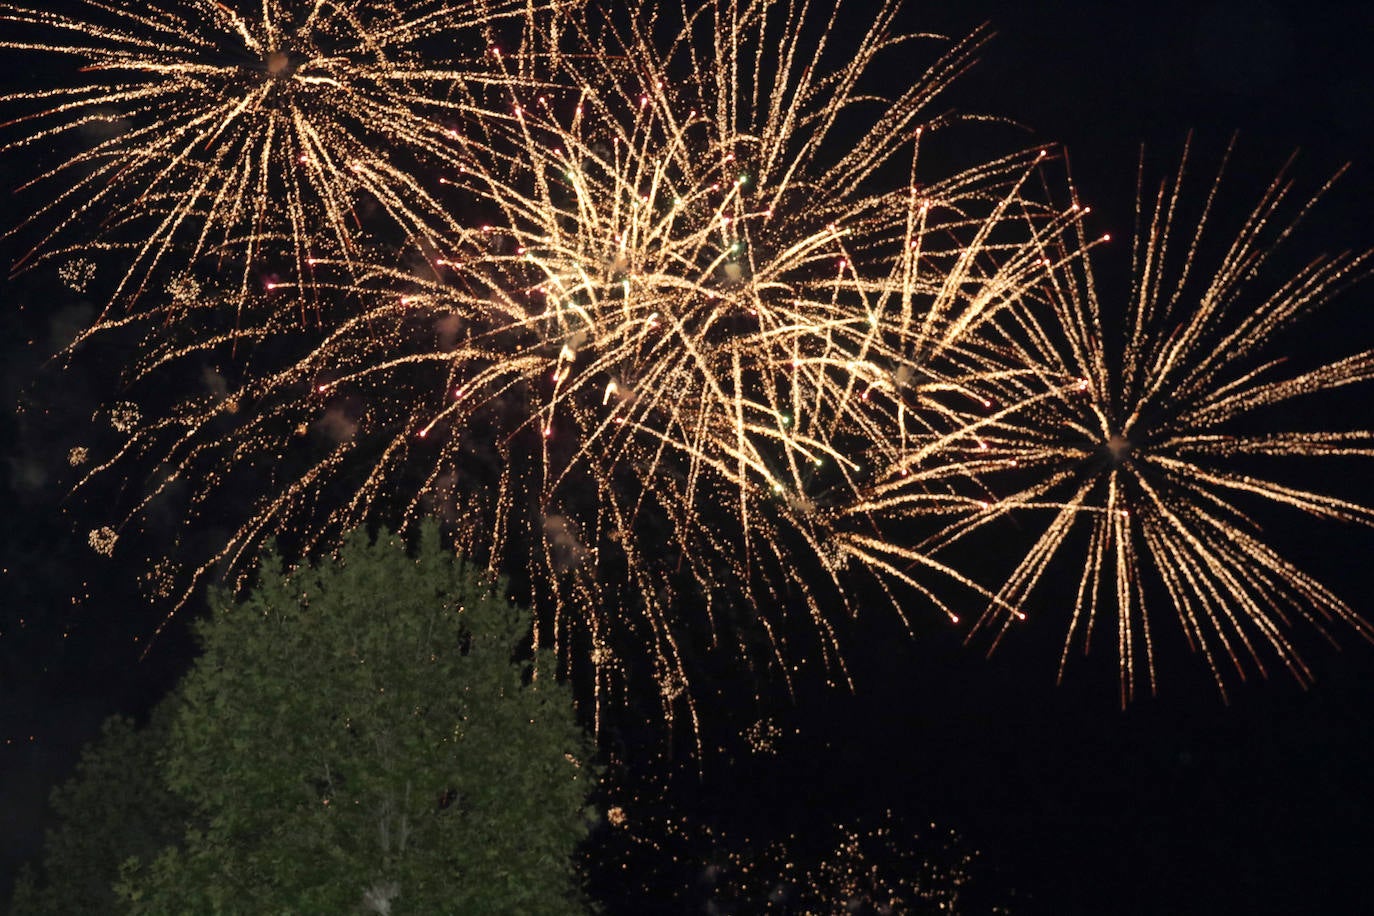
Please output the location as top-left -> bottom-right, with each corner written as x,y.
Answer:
7,710 -> 187,916
109,523 -> 597,914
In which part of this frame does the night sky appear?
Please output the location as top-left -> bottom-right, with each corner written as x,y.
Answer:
4,1 -> 1374,913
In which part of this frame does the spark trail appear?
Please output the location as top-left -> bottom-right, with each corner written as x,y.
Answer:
66,0 -> 1067,736
856,139 -> 1374,702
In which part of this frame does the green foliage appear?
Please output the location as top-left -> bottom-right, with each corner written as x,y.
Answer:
6,710 -> 187,916
12,522 -> 598,915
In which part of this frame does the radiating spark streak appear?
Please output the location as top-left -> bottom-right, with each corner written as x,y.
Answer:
1,0 -> 550,322
903,139 -> 1374,701
57,0 -> 1068,735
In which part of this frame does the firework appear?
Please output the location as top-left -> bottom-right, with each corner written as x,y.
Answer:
73,0 -> 1068,736
588,751 -> 985,912
859,139 -> 1374,702
616,813 -> 980,911
0,0 -> 549,328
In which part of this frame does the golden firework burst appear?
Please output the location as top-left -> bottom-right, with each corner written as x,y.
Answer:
1,0 -> 550,324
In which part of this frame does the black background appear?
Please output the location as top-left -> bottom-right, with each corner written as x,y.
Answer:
4,1 -> 1374,913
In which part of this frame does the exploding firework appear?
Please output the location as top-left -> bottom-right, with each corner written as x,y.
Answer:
71,0 -> 1070,737
0,0 -> 548,327
23,0 -> 1368,729
859,139 -> 1374,703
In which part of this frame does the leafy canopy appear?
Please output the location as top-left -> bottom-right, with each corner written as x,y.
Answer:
113,522 -> 597,915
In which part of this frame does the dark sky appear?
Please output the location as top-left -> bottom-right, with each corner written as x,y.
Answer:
3,1 -> 1374,913
802,2 -> 1374,912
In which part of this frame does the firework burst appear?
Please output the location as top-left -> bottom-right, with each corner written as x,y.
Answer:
866,139 -> 1374,702
72,0 -> 1071,737
0,0 -> 547,327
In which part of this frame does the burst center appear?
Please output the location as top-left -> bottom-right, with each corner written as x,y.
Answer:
265,50 -> 294,78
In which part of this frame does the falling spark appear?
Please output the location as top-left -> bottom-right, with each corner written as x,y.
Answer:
64,0 -> 1064,738
872,139 -> 1374,703
1,0 -> 551,326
